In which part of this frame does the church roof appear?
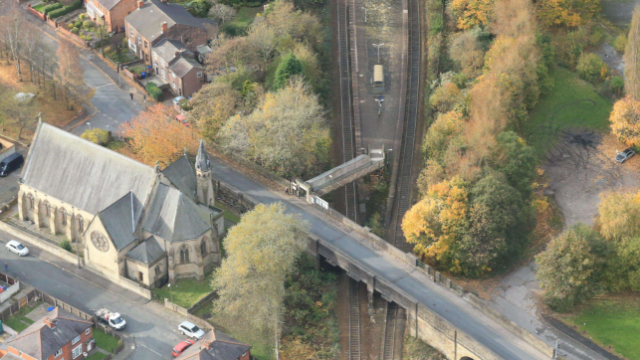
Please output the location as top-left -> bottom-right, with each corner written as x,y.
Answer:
21,122 -> 156,214
143,183 -> 217,242
196,140 -> 210,172
126,236 -> 165,264
99,192 -> 142,250
162,155 -> 197,201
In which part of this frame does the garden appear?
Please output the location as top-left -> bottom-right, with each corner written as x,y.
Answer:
61,13 -> 108,44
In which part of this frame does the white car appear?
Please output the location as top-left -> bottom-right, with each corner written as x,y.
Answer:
6,240 -> 29,256
178,321 -> 205,339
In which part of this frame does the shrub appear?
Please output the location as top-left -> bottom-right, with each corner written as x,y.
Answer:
611,76 -> 625,96
577,53 -> 608,84
71,27 -> 79,34
59,240 -> 72,252
613,34 -> 627,53
42,2 -> 63,14
78,13 -> 85,20
48,0 -> 82,18
146,82 -> 163,101
74,20 -> 82,27
190,0 -> 211,17
81,128 -> 111,145
83,20 -> 93,29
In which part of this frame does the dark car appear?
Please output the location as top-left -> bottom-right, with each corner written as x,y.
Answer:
616,148 -> 636,163
0,153 -> 24,177
171,339 -> 195,357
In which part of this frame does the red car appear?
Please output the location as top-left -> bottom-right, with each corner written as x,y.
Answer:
172,339 -> 195,357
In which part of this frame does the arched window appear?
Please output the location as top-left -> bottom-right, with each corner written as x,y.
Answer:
77,215 -> 84,233
60,208 -> 67,226
27,193 -> 34,209
43,201 -> 51,217
200,239 -> 207,255
180,246 -> 190,264
155,265 -> 162,276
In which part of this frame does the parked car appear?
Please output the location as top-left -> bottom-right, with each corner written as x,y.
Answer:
6,240 -> 29,256
178,321 -> 205,339
95,308 -> 127,330
171,339 -> 195,357
0,153 -> 24,177
616,148 -> 636,163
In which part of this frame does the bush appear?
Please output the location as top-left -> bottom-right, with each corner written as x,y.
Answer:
190,0 -> 211,17
577,53 -> 608,84
59,240 -> 72,252
48,0 -> 82,18
71,27 -> 79,34
146,82 -> 163,101
613,34 -> 627,53
611,76 -> 625,96
74,20 -> 82,27
83,21 -> 93,29
81,128 -> 111,145
42,2 -> 63,14
78,13 -> 85,20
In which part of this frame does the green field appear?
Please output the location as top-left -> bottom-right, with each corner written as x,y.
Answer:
152,274 -> 213,308
522,67 -> 613,156
564,297 -> 640,360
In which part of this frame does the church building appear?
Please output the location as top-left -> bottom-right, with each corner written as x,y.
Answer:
17,121 -> 223,289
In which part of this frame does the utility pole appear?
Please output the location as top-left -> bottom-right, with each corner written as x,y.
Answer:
373,43 -> 384,63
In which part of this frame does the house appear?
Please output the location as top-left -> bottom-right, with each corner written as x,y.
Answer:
0,307 -> 94,360
17,121 -> 223,288
176,329 -> 251,360
83,0 -> 138,33
124,0 -> 217,64
152,39 -> 207,97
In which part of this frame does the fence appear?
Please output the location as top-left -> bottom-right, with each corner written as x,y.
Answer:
0,281 -> 20,304
163,297 -> 213,331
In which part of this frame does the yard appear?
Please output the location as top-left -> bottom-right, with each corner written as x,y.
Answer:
93,328 -> 121,353
561,296 -> 640,360
2,302 -> 40,332
152,274 -> 213,308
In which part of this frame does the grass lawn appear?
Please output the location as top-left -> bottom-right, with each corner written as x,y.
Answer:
152,274 -> 213,308
32,3 -> 45,12
562,297 -> 640,360
2,302 -> 41,332
85,352 -> 108,360
222,7 -> 262,36
93,328 -> 121,353
522,67 -> 613,157
215,202 -> 242,224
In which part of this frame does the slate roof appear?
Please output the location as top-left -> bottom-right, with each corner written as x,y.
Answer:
153,39 -> 194,63
127,236 -> 165,264
7,308 -> 93,360
125,0 -> 216,42
98,192 -> 143,250
93,0 -> 124,11
21,122 -> 156,215
170,56 -> 204,78
176,330 -> 251,360
143,183 -> 218,242
162,155 -> 197,200
196,140 -> 210,172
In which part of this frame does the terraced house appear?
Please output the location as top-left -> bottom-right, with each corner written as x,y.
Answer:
151,39 -> 207,97
83,0 -> 138,33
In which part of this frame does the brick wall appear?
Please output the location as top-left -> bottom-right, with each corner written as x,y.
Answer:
53,326 -> 93,360
106,0 -> 137,32
180,67 -> 205,97
163,24 -> 210,53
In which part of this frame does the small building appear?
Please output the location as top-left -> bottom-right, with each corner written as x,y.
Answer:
125,0 -> 217,64
83,0 -> 138,33
152,39 -> 207,97
176,329 -> 251,360
0,307 -> 94,360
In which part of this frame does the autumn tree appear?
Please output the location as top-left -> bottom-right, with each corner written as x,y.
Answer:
81,128 -> 111,145
218,78 -> 331,178
625,7 -> 640,100
189,82 -> 242,142
119,104 -> 197,167
0,7 -> 24,81
209,4 -> 236,24
536,225 -> 607,312
610,96 -> 640,146
247,20 -> 278,68
490,131 -> 537,198
0,91 -> 38,139
449,31 -> 485,77
576,53 -> 607,84
429,83 -> 463,113
536,0 -> 600,28
212,203 -> 309,355
56,39 -> 83,110
422,111 -> 464,165
451,0 -> 494,30
206,36 -> 257,73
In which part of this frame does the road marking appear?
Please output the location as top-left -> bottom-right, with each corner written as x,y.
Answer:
137,343 -> 164,357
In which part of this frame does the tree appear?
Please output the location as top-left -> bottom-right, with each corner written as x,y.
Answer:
422,110 -> 464,164
119,104 -> 198,167
536,225 -> 606,312
208,3 -> 236,24
189,82 -> 242,142
451,0 -> 494,30
206,35 -> 257,73
625,7 -> 640,100
536,0 -> 600,28
191,0 -> 211,17
0,91 -> 38,139
610,96 -> 640,146
597,191 -> 640,242
490,131 -> 537,198
273,52 -> 303,89
0,7 -> 24,81
247,20 -> 277,68
56,39 -> 83,110
81,128 -> 111,145
218,78 -> 331,178
449,31 -> 484,77
576,53 -> 607,84
429,83 -> 463,113
212,203 -> 309,355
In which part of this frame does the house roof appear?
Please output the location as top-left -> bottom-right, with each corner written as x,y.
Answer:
99,192 -> 143,250
162,155 -> 197,201
176,330 -> 251,360
153,39 -> 194,63
169,56 -> 204,78
127,236 -> 165,264
143,183 -> 218,242
94,0 -> 125,11
7,308 -> 93,360
125,0 -> 216,42
0,353 -> 23,360
21,122 -> 156,215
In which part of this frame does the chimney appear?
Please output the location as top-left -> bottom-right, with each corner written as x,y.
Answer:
174,49 -> 180,58
161,22 -> 168,33
43,317 -> 56,328
201,339 -> 213,350
137,0 -> 144,8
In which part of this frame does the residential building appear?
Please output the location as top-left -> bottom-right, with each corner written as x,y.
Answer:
124,0 -> 217,64
0,307 -> 94,360
84,0 -> 138,33
176,329 -> 251,360
152,39 -> 207,97
17,122 -> 222,288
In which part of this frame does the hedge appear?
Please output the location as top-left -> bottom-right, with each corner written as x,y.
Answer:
48,0 -> 83,19
146,82 -> 163,101
42,2 -> 63,14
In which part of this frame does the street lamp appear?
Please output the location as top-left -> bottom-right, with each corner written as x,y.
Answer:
373,43 -> 384,63
168,283 -> 174,311
361,7 -> 367,23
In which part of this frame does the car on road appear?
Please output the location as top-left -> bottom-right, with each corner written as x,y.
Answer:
95,308 -> 127,330
616,148 -> 636,163
0,153 -> 24,177
172,339 -> 195,357
6,240 -> 29,256
179,321 -> 205,339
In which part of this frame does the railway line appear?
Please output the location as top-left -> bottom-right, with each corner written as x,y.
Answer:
348,279 -> 362,360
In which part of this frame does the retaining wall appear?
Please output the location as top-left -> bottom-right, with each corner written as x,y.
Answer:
0,219 -> 82,265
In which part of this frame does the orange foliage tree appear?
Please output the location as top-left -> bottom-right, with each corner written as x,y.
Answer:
451,0 -> 494,30
536,0 -> 600,28
120,104 -> 198,167
610,96 -> 640,146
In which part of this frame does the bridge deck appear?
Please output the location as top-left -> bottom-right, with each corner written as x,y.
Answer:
306,154 -> 384,195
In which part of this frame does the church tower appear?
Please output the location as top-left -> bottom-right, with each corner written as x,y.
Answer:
196,140 -> 215,207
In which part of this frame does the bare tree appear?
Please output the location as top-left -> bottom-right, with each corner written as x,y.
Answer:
56,39 -> 83,110
208,4 -> 236,24
247,21 -> 277,68
0,7 -> 25,81
0,93 -> 38,139
22,22 -> 43,83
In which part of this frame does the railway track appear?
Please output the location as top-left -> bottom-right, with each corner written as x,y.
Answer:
336,0 -> 358,221
391,0 -> 421,251
348,279 -> 361,360
382,302 -> 399,360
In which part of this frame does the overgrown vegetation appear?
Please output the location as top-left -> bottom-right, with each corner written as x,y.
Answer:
403,334 -> 446,360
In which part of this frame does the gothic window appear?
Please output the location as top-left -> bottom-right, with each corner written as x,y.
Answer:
180,246 -> 190,264
77,215 -> 84,233
43,201 -> 51,217
60,208 -> 67,226
27,193 -> 34,209
200,239 -> 207,255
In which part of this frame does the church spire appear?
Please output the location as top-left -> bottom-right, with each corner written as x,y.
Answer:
196,140 -> 209,172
